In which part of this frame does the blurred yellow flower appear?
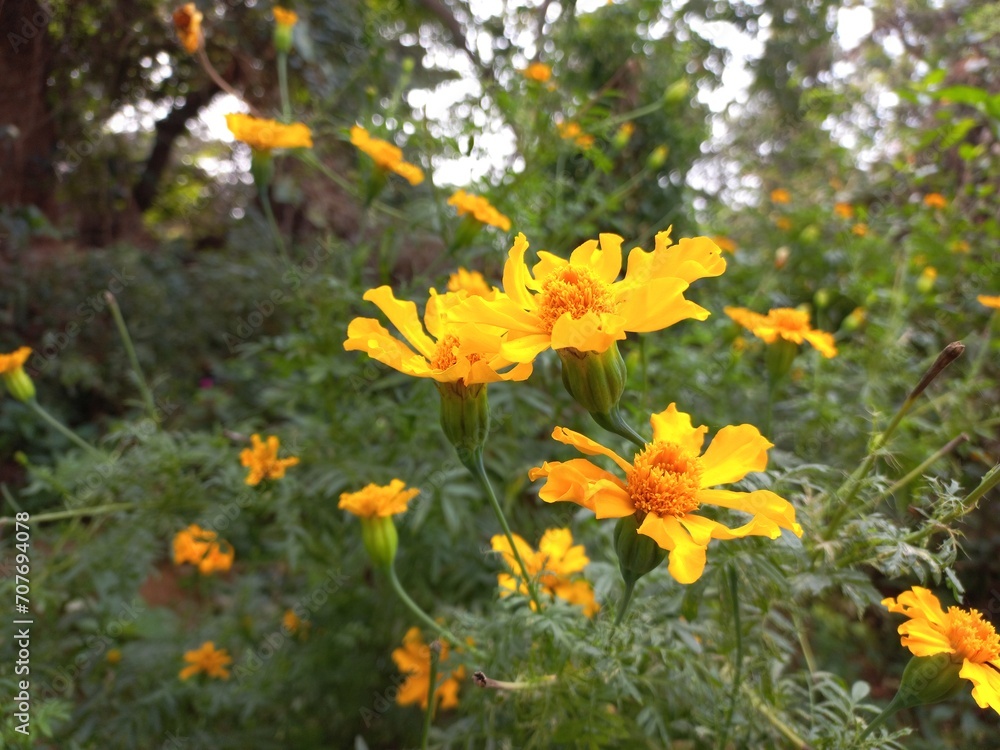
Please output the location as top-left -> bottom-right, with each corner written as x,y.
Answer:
392,627 -> 465,710
349,125 -> 424,185
775,217 -> 792,231
852,223 -> 868,237
529,404 -> 802,584
447,268 -> 496,300
924,193 -> 948,209
951,240 -> 970,254
240,434 -> 300,485
522,62 -> 552,82
172,524 -> 234,575
225,113 -> 312,151
557,121 -> 594,148
883,586 -> 1000,715
712,236 -> 737,254
179,641 -> 232,680
273,6 -> 298,27
491,529 -> 599,617
445,230 -> 725,363
0,346 -> 31,376
344,286 -> 532,384
834,202 -> 854,219
724,306 -> 837,358
447,190 -> 511,231
918,266 -> 938,292
173,3 -> 203,53
338,479 -> 419,519
978,295 -> 1000,309
106,648 -> 122,665
770,188 -> 791,204
282,609 -> 309,637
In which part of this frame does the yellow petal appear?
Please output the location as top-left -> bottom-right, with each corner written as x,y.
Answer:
532,250 -> 568,284
615,278 -> 707,333
500,333 -> 555,364
960,660 -> 1000,712
804,329 -> 838,358
362,286 -> 437,359
667,236 -> 727,283
502,233 -> 539,310
699,424 -> 773,487
569,234 -> 623,284
638,514 -> 708,584
650,403 -> 707,454
897,618 -> 956,657
344,317 -> 433,378
549,311 -> 625,353
538,528 -> 589,574
589,479 -> 636,519
882,586 -> 948,625
551,426 -> 633,473
696,488 -> 802,536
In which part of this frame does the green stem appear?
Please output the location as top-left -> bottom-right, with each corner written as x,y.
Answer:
421,643 -> 440,750
792,612 -> 816,675
740,684 -> 809,749
277,52 -> 291,121
386,564 -> 465,650
0,502 -> 133,527
877,433 -> 969,502
858,691 -> 906,742
593,406 -> 646,448
467,450 -> 544,613
717,567 -> 743,750
613,578 -> 636,630
106,293 -> 159,425
25,400 -> 103,459
259,186 -> 289,262
964,463 -> 1000,508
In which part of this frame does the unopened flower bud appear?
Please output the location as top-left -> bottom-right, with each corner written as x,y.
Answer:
436,381 -> 490,465
558,343 -> 627,421
360,516 -> 399,571
614,514 -> 666,588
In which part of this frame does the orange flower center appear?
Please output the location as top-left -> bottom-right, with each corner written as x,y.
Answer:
627,441 -> 703,517
536,266 -> 618,332
945,607 -> 1000,663
768,308 -> 810,335
430,334 -> 482,371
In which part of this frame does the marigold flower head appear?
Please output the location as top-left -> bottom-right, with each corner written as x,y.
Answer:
445,230 -> 726,363
0,345 -> 35,401
0,346 -> 31,376
724,306 -> 837,358
918,266 -> 938,293
978,295 -> 1000,310
557,121 -> 594,148
883,586 -> 1000,715
179,641 -> 232,680
491,529 -> 599,616
951,240 -> 970,254
173,3 -> 203,53
344,286 -> 532,384
338,479 -> 419,519
273,6 -> 298,27
240,434 -> 300,486
522,62 -> 552,83
392,627 -> 465,709
446,268 -> 497,300
528,404 -> 802,584
106,648 -> 122,665
712,236 -> 737,254
350,126 -> 424,185
770,188 -> 791,204
283,609 -> 308,637
833,202 -> 854,219
225,113 -> 312,151
924,193 -> 948,209
447,190 -> 511,231
172,524 -> 234,575
852,223 -> 869,237
775,217 -> 792,231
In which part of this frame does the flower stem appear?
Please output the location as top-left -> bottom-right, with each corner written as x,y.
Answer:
717,567 -> 743,750
858,692 -> 905,742
0,502 -> 133,527
105,292 -> 159,425
593,406 -> 646,448
25,400 -> 103,459
195,47 -> 259,116
421,642 -> 440,750
277,51 -> 292,121
877,433 -> 969,502
613,578 -> 636,630
259,185 -> 289,262
386,564 -> 465,650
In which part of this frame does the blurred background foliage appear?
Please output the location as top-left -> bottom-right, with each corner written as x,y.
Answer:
0,0 -> 998,747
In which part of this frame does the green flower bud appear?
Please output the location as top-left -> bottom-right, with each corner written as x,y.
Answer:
558,344 -> 627,419
663,78 -> 690,105
646,145 -> 669,170
765,338 -> 798,383
891,654 -> 964,711
250,149 -> 274,190
360,515 -> 399,571
436,381 -> 490,465
274,24 -> 294,54
2,368 -> 35,403
614,514 -> 666,588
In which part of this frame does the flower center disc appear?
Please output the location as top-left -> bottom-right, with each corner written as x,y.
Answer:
769,308 -> 810,335
627,441 -> 703,517
946,606 -> 1000,663
430,333 -> 482,371
536,266 -> 617,332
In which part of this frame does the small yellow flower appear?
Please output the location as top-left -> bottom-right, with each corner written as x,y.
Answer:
392,627 -> 465,710
924,193 -> 948,209
179,641 -> 232,680
770,188 -> 791,204
0,346 -> 35,401
225,113 -> 312,151
445,230 -> 725,363
338,479 -> 419,519
282,609 -> 309,637
833,202 -> 854,219
528,405 -> 802,584
447,190 -> 511,231
852,223 -> 868,237
712,236 -> 737,254
349,125 -> 424,185
491,529 -> 599,617
724,306 -> 837,358
557,121 -> 594,148
883,586 -> 1000,715
616,122 -> 635,142
977,295 -> 1000,309
918,266 -> 938,292
240,434 -> 300,486
446,268 -> 496,300
521,62 -> 552,83
775,217 -> 792,231
273,6 -> 298,27
172,524 -> 234,575
106,648 -> 122,665
173,3 -> 203,53
0,347 -> 31,375
951,240 -> 970,254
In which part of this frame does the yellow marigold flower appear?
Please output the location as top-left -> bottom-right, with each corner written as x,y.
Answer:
977,295 -> 1000,309
833,202 -> 854,219
852,223 -> 869,237
273,6 -> 298,26
446,230 -> 725,363
225,113 -> 312,151
724,306 -> 837,358
528,404 -> 802,584
282,609 -> 309,637
179,641 -> 232,680
172,524 -> 234,575
0,346 -> 31,375
344,286 -> 532,384
447,268 -> 497,300
883,586 -> 1000,714
349,126 -> 424,185
338,479 -> 418,519
770,188 -> 791,204
0,346 -> 35,401
492,529 -> 599,617
924,193 -> 948,209
240,434 -> 300,486
951,240 -> 970,254
557,121 -> 594,148
392,627 -> 465,710
522,62 -> 552,83
447,190 -> 512,231
918,266 -> 938,293
775,217 -> 792,231
173,3 -> 203,54
106,648 -> 122,665
712,235 -> 737,254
